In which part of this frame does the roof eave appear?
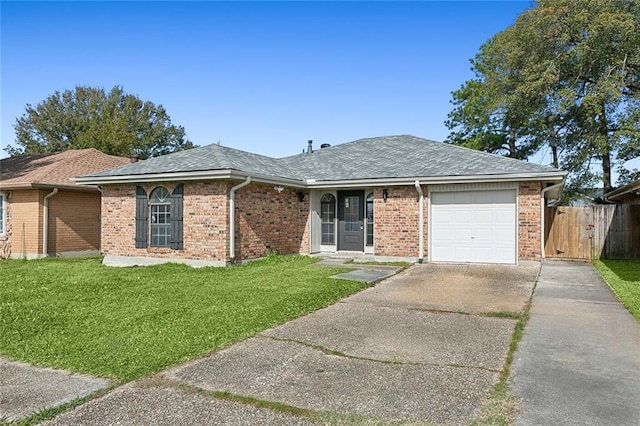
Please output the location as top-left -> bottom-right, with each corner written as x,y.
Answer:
304,171 -> 567,188
0,182 -> 99,192
604,180 -> 640,201
73,170 -> 306,188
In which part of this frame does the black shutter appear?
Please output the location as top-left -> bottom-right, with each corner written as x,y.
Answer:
170,184 -> 184,250
135,186 -> 148,248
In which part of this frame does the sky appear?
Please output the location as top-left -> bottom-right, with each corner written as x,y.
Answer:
1,1 -> 537,161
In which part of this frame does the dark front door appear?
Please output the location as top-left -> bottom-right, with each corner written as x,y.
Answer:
338,191 -> 365,251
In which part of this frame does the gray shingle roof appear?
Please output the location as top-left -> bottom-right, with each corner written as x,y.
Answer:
82,135 -> 563,182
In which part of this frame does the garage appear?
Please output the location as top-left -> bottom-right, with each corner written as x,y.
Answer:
430,189 -> 517,264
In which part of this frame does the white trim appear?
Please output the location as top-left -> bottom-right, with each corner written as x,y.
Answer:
305,172 -> 565,188
43,188 -> 59,256
75,169 -> 566,189
0,192 -> 5,236
229,176 -> 252,262
75,170 -> 305,188
414,181 -> 424,262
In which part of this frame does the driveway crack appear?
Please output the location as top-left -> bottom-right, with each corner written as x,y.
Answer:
257,334 -> 502,373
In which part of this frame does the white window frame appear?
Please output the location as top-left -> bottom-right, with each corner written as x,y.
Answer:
149,187 -> 171,248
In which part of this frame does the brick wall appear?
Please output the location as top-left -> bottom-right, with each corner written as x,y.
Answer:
518,181 -> 542,260
101,181 -> 230,262
48,190 -> 101,254
373,185 -> 425,257
8,189 -> 43,258
235,183 -> 309,260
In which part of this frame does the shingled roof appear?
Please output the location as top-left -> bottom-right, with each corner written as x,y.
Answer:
77,135 -> 565,185
0,148 -> 131,190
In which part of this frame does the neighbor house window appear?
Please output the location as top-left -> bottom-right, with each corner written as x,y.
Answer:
150,187 -> 171,247
366,192 -> 374,246
0,193 -> 4,235
321,193 -> 336,244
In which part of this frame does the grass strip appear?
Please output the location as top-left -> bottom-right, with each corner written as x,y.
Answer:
472,276 -> 538,425
593,259 -> 640,321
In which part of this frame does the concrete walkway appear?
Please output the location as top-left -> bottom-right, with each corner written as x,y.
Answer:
511,260 -> 640,425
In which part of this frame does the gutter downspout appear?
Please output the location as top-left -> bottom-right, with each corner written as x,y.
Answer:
43,188 -> 59,256
414,180 -> 424,263
540,182 -> 564,261
229,176 -> 251,264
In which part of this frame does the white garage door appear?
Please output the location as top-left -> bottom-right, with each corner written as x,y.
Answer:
430,189 -> 517,264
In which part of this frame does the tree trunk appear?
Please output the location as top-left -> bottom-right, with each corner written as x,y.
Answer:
599,104 -> 613,194
508,128 -> 517,158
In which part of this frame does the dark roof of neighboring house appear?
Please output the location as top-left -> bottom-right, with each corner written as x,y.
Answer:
0,148 -> 131,191
604,179 -> 640,202
77,135 -> 566,186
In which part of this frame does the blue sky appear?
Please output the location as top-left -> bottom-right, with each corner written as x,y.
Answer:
1,1 -> 535,160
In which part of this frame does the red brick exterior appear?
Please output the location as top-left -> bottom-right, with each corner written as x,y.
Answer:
235,184 -> 309,260
101,182 -> 230,262
100,179 -> 545,264
518,181 -> 543,261
374,185 -> 425,257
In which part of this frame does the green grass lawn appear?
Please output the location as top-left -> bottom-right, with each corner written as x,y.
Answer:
0,255 -> 366,381
594,259 -> 640,321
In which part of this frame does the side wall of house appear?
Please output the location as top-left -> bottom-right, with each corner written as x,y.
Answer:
518,181 -> 542,261
9,189 -> 44,258
235,184 -> 310,260
48,190 -> 101,254
101,181 -> 231,262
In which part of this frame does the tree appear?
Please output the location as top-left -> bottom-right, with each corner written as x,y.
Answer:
446,0 -> 640,196
7,85 -> 195,159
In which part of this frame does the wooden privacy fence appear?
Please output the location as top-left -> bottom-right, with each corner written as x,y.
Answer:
545,205 -> 640,260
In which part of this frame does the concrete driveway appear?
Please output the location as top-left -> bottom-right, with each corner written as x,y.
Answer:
43,262 -> 538,425
510,260 -> 640,425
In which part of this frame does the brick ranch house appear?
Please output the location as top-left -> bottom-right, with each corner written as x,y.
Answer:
0,149 -> 130,259
76,135 -> 566,267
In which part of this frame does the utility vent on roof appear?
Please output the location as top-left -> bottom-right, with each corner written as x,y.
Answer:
321,143 -> 331,149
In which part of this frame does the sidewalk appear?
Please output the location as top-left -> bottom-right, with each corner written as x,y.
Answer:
510,260 -> 640,425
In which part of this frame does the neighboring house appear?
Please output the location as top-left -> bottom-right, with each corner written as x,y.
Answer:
604,179 -> 640,205
568,188 -> 605,206
0,149 -> 131,259
76,135 -> 566,266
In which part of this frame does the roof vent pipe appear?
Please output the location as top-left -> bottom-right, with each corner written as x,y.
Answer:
320,143 -> 331,149
307,140 -> 313,154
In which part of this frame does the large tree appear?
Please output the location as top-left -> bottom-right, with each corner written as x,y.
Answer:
7,85 -> 195,159
446,0 -> 640,196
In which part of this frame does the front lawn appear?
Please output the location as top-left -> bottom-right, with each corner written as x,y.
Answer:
0,255 -> 366,381
594,259 -> 640,321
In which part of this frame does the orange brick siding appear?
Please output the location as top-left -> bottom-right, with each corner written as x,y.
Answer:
374,185 -> 425,257
48,190 -> 101,254
518,181 -> 542,261
235,184 -> 309,260
8,189 -> 44,257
